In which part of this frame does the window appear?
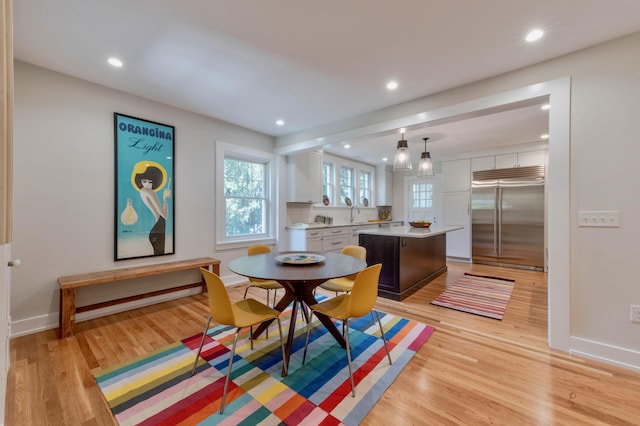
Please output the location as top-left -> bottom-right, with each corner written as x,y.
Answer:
322,162 -> 334,205
412,182 -> 433,208
320,153 -> 376,208
216,142 -> 275,249
359,171 -> 371,206
339,166 -> 354,206
223,158 -> 266,236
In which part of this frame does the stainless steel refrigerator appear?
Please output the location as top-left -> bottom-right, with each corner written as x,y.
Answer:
471,166 -> 545,270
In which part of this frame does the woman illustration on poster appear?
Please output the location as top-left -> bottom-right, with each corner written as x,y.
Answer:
132,161 -> 171,255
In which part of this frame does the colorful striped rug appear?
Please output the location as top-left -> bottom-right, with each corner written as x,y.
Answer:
94,308 -> 434,425
430,273 -> 515,320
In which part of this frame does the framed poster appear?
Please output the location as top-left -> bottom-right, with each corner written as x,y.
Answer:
114,113 -> 175,260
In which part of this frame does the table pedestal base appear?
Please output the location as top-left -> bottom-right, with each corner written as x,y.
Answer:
252,279 -> 346,375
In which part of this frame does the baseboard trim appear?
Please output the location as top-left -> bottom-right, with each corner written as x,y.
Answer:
570,336 -> 640,372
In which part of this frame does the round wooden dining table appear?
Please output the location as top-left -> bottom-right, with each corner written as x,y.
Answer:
228,251 -> 367,371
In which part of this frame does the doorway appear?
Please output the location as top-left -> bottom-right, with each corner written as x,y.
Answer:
405,176 -> 440,224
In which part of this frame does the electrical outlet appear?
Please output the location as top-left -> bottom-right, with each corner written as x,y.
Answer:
630,305 -> 640,323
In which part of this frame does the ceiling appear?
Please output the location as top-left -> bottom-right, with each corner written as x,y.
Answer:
13,1 -> 640,165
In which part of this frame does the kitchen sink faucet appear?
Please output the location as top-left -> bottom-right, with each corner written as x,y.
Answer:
350,204 -> 360,223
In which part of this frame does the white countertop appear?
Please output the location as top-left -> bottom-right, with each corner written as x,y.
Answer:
356,225 -> 463,238
286,221 -> 402,230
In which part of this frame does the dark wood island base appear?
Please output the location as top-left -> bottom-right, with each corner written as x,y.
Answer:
358,226 -> 461,301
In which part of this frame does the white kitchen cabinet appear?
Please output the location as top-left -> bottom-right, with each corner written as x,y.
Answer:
495,150 -> 546,169
322,227 -> 350,253
443,191 -> 471,259
471,156 -> 496,172
287,150 -> 323,202
287,228 -> 322,251
442,159 -> 471,192
375,164 -> 393,206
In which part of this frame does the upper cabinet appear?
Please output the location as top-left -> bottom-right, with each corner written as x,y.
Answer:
376,164 -> 393,206
471,150 -> 547,172
471,156 -> 496,172
287,150 -> 323,203
495,150 -> 546,169
442,159 -> 471,192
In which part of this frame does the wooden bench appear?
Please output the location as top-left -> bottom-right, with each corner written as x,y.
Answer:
58,257 -> 220,338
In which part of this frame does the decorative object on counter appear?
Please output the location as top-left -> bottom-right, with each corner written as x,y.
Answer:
363,197 -> 369,207
379,209 -> 391,220
322,194 -> 330,205
94,306 -> 434,426
275,252 -> 326,265
344,196 -> 352,206
418,137 -> 434,178
431,273 -> 515,320
409,220 -> 431,228
314,215 -> 333,225
393,132 -> 412,171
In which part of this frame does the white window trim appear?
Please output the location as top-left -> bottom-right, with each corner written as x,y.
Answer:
215,141 -> 276,250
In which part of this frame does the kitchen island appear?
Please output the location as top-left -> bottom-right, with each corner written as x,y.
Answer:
358,225 -> 463,300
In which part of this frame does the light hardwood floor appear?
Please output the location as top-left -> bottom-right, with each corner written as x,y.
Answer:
6,262 -> 640,425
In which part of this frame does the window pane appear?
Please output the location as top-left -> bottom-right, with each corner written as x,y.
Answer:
340,167 -> 354,205
412,182 -> 433,208
359,171 -> 371,205
322,163 -> 334,204
225,198 -> 265,236
224,157 -> 267,237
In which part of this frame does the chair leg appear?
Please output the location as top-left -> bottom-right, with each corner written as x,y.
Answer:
264,291 -> 270,339
191,316 -> 212,376
220,329 -> 240,415
250,325 -> 253,350
374,310 -> 392,366
275,317 -> 288,377
302,311 -> 315,365
344,318 -> 356,397
243,285 -> 250,299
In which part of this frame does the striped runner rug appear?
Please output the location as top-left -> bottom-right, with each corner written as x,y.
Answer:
430,273 -> 515,320
94,308 -> 434,425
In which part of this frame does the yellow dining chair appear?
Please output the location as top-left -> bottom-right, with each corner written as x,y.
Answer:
191,268 -> 287,414
319,245 -> 367,295
244,244 -> 283,307
302,263 -> 392,397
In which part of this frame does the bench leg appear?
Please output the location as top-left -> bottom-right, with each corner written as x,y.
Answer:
59,287 -> 76,338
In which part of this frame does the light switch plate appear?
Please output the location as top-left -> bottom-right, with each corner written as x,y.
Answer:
578,211 -> 620,227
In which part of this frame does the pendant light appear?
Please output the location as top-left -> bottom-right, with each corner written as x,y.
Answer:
418,137 -> 434,178
393,133 -> 412,171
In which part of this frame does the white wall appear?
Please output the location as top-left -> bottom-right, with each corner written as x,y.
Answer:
275,32 -> 640,370
11,62 -> 275,335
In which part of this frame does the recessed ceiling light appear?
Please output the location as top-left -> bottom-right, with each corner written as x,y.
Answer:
541,134 -> 549,139
386,81 -> 399,90
526,29 -> 544,43
275,119 -> 285,126
382,157 -> 388,162
108,57 -> 123,67
541,104 -> 550,110
344,144 -> 351,149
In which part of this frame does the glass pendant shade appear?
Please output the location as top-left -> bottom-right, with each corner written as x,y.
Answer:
393,134 -> 412,171
418,137 -> 434,178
